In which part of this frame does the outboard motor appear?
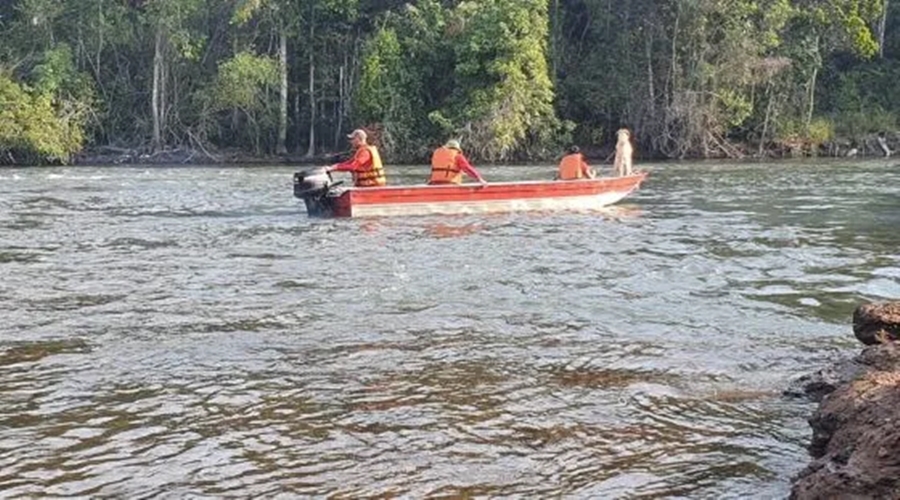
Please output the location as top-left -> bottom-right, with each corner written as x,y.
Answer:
293,168 -> 340,216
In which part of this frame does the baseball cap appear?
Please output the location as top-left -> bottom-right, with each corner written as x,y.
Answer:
347,129 -> 367,140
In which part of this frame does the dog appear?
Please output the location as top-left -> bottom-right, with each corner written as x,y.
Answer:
613,128 -> 633,177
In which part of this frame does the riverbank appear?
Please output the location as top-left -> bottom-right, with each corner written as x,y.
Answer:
70,146 -> 347,167
60,131 -> 897,167
787,301 -> 900,499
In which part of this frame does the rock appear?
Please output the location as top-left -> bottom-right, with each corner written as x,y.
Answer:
853,302 -> 900,345
856,341 -> 900,371
783,355 -> 867,402
790,341 -> 900,499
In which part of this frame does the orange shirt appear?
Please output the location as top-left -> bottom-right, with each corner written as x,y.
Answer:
558,153 -> 591,180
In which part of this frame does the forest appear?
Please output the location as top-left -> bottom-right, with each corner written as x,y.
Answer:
0,0 -> 897,164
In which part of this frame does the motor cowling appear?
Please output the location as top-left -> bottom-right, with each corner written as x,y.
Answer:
293,168 -> 337,216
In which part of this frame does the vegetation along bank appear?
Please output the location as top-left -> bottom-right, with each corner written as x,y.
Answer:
1,0 -> 899,165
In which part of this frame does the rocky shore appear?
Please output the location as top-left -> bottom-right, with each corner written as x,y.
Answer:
787,301 -> 900,499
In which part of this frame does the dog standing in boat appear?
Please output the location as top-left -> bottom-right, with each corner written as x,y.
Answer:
613,128 -> 633,177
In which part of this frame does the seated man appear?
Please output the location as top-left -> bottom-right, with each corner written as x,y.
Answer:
328,128 -> 386,187
556,146 -> 594,180
429,139 -> 486,185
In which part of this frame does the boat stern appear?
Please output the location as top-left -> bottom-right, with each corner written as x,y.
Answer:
293,168 -> 344,217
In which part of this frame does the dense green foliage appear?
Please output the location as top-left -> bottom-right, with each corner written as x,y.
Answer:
0,44 -> 91,164
355,0 -> 564,160
0,0 -> 897,164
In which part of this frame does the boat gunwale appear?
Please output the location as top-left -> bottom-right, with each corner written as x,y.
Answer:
335,172 -> 647,193
296,171 -> 648,217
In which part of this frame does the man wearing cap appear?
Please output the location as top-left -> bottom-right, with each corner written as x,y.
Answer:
328,129 -> 386,187
428,139 -> 486,185
556,145 -> 595,180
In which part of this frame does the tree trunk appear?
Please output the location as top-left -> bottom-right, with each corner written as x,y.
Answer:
161,43 -> 167,143
806,35 -> 820,129
759,84 -> 773,157
294,90 -> 302,152
277,24 -> 288,155
335,62 -> 344,148
151,28 -> 164,153
646,32 -> 655,115
305,12 -> 316,158
551,0 -> 559,82
95,0 -> 106,100
667,9 -> 679,101
806,66 -> 818,129
344,30 -> 361,123
879,0 -> 889,58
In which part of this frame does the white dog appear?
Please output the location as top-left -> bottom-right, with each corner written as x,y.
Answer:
613,128 -> 633,177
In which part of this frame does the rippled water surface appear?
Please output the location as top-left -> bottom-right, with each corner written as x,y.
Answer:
1,161 -> 898,498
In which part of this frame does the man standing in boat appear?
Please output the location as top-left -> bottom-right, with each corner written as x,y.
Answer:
428,139 -> 487,185
556,145 -> 595,180
327,129 -> 386,187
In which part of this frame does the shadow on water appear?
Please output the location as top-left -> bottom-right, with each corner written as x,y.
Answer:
545,365 -> 680,389
0,250 -> 43,263
0,339 -> 92,366
422,222 -> 485,239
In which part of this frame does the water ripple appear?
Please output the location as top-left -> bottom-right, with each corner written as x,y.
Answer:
0,161 -> 895,497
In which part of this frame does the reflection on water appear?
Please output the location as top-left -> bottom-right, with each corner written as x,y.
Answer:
423,222 -> 485,239
0,160 -> 897,497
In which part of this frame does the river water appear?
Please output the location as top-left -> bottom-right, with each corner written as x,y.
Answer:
1,161 -> 897,498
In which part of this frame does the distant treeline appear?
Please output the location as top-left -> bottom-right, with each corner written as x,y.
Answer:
1,0 -> 898,164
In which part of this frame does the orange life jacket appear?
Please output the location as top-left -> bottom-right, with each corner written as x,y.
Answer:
353,145 -> 386,187
558,153 -> 585,180
429,147 -> 463,184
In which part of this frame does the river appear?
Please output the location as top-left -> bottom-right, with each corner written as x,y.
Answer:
1,160 -> 898,498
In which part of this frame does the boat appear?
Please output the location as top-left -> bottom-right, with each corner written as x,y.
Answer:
292,168 -> 647,218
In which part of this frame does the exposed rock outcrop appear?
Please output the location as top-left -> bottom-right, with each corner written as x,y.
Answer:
789,302 -> 900,500
783,354 -> 867,402
853,301 -> 900,345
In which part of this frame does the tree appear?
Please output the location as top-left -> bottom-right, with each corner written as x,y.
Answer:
444,0 -> 562,160
145,0 -> 204,152
0,71 -> 87,164
354,0 -> 564,161
208,51 -> 280,153
2,0 -> 899,164
233,0 -> 293,154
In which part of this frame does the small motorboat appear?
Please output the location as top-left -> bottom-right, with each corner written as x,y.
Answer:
293,168 -> 647,218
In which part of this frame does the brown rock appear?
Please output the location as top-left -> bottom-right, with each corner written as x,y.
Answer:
857,341 -> 900,372
790,343 -> 900,499
853,302 -> 900,345
783,355 -> 866,402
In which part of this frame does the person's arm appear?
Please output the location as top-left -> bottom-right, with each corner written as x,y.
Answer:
581,158 -> 595,179
457,154 -> 486,183
330,148 -> 371,172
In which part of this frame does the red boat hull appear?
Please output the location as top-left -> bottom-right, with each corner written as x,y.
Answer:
323,172 -> 647,217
